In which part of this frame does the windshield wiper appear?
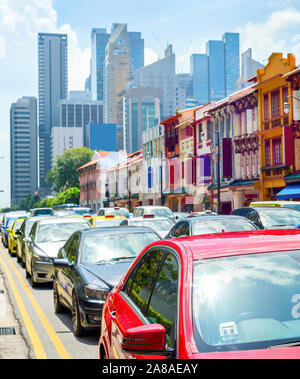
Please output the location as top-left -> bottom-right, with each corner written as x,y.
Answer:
270,340 -> 300,348
110,257 -> 135,262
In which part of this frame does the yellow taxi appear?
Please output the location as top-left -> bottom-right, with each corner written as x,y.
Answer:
250,201 -> 300,212
89,214 -> 127,228
7,217 -> 26,256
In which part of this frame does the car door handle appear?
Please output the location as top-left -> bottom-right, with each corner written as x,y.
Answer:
110,310 -> 116,319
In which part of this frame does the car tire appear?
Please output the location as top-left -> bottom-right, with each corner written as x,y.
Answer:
25,262 -> 30,278
53,280 -> 65,314
31,263 -> 38,288
72,292 -> 85,337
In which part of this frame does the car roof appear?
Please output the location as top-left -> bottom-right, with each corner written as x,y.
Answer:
188,215 -> 250,221
154,229 -> 300,261
37,217 -> 91,225
129,216 -> 173,221
242,206 -> 300,212
80,226 -> 160,236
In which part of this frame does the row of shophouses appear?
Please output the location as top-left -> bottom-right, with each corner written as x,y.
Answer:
78,52 -> 300,213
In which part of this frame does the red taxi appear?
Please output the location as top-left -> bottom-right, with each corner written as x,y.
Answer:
99,229 -> 300,359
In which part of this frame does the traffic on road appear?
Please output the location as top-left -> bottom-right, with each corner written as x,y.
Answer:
1,203 -> 300,359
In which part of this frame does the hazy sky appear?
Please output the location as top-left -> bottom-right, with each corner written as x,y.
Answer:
1,0 -> 300,207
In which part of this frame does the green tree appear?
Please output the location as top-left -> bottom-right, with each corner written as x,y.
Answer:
45,147 -> 93,192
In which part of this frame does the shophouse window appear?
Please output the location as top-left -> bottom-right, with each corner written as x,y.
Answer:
272,138 -> 282,165
264,94 -> 269,121
265,140 -> 271,166
271,90 -> 280,118
207,120 -> 211,140
198,123 -> 203,142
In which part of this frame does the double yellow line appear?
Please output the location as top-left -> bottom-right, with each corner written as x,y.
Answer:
0,246 -> 71,359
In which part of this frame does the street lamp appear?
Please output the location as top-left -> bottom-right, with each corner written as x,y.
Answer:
283,95 -> 300,114
211,121 -> 221,215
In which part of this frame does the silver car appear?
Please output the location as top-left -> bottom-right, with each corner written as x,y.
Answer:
24,217 -> 91,287
121,216 -> 175,239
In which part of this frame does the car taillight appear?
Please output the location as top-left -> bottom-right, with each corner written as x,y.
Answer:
105,215 -> 115,218
143,214 -> 154,218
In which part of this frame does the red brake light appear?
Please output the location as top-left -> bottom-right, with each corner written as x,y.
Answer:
83,214 -> 91,218
105,215 -> 115,218
143,214 -> 154,218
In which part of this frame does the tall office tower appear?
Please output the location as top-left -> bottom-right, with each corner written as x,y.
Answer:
241,48 -> 264,81
130,45 -> 179,120
223,32 -> 240,96
50,127 -> 83,168
123,87 -> 162,153
191,33 -> 240,103
190,54 -> 209,105
58,91 -> 103,128
206,40 -> 226,101
104,24 -> 131,126
38,33 -> 68,190
10,97 -> 38,205
91,29 -> 111,101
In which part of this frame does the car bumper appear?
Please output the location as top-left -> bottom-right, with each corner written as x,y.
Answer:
78,297 -> 105,328
9,240 -> 18,254
32,260 -> 54,283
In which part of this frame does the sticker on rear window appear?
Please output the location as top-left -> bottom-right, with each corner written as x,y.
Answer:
219,322 -> 238,341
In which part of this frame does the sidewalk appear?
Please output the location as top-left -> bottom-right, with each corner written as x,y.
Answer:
0,269 -> 30,359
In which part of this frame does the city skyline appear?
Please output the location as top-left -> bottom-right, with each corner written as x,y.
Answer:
2,0 -> 300,207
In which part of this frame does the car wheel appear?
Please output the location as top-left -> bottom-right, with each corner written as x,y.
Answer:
72,292 -> 85,337
31,262 -> 38,288
25,262 -> 30,278
21,253 -> 26,268
53,280 -> 65,314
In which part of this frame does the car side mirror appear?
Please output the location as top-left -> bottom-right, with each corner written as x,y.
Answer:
121,324 -> 173,357
6,228 -> 12,233
53,258 -> 73,269
16,230 -> 23,236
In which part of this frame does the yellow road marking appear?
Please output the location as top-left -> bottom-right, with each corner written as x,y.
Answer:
0,253 -> 47,359
0,246 -> 71,359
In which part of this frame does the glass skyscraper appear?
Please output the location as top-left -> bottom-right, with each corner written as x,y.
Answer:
10,97 -> 38,204
190,54 -> 209,105
38,33 -> 68,190
91,25 -> 144,102
190,32 -> 240,103
91,28 -> 111,101
206,40 -> 226,101
223,32 -> 240,96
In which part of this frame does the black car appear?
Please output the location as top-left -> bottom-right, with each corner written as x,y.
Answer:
52,226 -> 161,336
230,206 -> 300,229
166,215 -> 259,238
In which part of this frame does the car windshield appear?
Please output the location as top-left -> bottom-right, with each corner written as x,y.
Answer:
14,221 -> 24,232
130,219 -> 174,233
80,232 -> 160,264
192,219 -> 257,235
25,220 -> 35,237
36,222 -> 90,243
6,218 -> 17,229
94,219 -> 124,227
193,250 -> 300,352
283,204 -> 300,212
257,208 -> 300,227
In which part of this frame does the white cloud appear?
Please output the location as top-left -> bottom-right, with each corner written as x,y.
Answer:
239,8 -> 300,64
144,47 -> 159,66
0,0 -> 90,207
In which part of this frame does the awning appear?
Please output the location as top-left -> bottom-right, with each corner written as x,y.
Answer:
277,183 -> 300,199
